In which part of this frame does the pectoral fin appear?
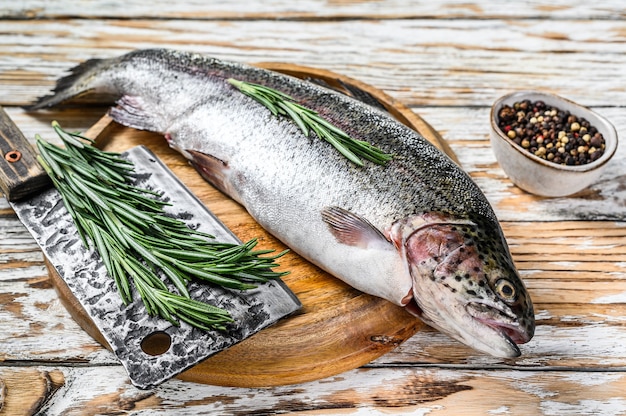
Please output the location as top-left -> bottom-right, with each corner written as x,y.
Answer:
322,206 -> 418,309
321,206 -> 391,250
187,149 -> 240,201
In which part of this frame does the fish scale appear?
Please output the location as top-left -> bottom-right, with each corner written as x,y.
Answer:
29,48 -> 535,357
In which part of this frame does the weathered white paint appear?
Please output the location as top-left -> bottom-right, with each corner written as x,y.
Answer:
540,398 -> 626,416
14,365 -> 626,415
1,0 -> 626,413
592,292 -> 626,304
3,0 -> 626,19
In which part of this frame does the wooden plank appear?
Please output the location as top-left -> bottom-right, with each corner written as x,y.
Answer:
2,0 -> 626,20
0,19 -> 625,107
0,369 -> 64,416
1,365 -> 626,415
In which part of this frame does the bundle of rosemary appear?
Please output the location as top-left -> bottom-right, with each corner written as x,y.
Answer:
228,78 -> 393,167
37,121 -> 288,331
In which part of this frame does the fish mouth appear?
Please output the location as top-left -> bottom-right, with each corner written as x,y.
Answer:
474,315 -> 527,344
466,301 -> 531,356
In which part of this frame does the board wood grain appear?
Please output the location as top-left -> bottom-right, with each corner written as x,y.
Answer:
46,64 -> 456,387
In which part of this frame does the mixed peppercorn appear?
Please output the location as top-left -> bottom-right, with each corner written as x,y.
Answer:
497,100 -> 605,166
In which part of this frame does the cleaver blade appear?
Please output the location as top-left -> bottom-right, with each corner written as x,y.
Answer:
0,107 -> 301,389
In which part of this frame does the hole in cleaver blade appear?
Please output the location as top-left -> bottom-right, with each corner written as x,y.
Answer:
11,145 -> 301,389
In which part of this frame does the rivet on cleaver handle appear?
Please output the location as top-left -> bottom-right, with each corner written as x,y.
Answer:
0,106 -> 51,201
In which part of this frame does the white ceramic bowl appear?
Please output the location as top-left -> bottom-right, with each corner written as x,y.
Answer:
490,91 -> 618,197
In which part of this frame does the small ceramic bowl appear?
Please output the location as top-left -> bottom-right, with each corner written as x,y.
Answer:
490,91 -> 618,197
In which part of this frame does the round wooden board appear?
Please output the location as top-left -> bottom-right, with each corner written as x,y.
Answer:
47,64 -> 458,387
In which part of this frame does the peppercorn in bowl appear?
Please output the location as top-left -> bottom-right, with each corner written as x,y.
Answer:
490,91 -> 618,197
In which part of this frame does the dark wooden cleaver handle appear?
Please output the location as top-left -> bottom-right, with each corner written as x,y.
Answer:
0,106 -> 50,201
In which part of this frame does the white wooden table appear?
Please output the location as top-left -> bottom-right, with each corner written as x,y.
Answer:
1,1 -> 626,414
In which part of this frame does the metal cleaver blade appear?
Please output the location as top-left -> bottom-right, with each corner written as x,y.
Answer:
0,108 -> 301,389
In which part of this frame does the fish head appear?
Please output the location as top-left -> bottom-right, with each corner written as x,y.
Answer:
388,212 -> 535,358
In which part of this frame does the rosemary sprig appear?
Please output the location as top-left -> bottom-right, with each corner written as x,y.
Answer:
227,78 -> 393,167
36,121 -> 289,331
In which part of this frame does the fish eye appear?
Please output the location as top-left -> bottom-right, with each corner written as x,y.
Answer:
495,279 -> 517,302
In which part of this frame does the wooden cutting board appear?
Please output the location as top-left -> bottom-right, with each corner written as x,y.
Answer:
47,64 -> 458,387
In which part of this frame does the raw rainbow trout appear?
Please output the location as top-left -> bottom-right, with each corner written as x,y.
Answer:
29,49 -> 534,357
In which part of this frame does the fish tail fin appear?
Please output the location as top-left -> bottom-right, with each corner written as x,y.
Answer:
25,57 -> 120,111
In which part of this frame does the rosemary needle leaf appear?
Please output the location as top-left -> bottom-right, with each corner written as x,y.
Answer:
251,249 -> 290,260
92,160 -> 127,183
255,95 -> 280,116
108,198 -> 156,225
79,177 -> 122,199
257,83 -> 292,101
111,254 -> 133,304
133,277 -> 162,319
99,210 -> 130,250
155,248 -> 211,262
127,255 -> 168,292
158,290 -> 231,316
123,231 -> 162,266
153,289 -> 234,331
309,113 -> 350,139
310,123 -> 363,166
278,101 -> 309,136
52,120 -> 85,148
90,222 -> 110,265
174,260 -> 258,290
160,265 -> 191,299
66,172 -> 111,212
36,140 -> 66,180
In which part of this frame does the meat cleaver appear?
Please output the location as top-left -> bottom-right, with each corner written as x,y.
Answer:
0,107 -> 301,389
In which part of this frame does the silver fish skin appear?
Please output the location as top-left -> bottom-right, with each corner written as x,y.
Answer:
29,48 -> 535,357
